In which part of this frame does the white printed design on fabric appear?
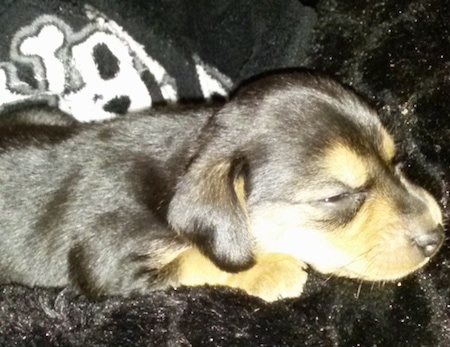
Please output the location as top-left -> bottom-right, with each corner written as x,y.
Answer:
0,6 -> 231,122
193,54 -> 232,99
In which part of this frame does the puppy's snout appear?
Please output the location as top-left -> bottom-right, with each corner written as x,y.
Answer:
412,225 -> 445,258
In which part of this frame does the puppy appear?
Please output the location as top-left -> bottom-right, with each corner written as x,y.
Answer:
0,72 -> 444,302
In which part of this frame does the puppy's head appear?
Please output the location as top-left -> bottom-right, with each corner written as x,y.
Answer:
168,72 -> 445,281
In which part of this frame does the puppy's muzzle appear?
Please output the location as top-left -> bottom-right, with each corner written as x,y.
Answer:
411,224 -> 445,258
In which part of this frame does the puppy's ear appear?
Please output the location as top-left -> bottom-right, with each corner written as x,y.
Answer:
168,155 -> 254,272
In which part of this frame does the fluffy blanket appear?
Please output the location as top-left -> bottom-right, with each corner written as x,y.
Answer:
0,0 -> 448,346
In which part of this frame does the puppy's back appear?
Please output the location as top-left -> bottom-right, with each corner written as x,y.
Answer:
0,106 -> 209,288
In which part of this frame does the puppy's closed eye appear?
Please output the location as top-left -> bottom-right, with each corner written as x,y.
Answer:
314,190 -> 367,227
322,192 -> 352,203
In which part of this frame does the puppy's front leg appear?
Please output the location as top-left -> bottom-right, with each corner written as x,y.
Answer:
67,236 -> 189,297
225,253 -> 308,302
176,249 -> 308,302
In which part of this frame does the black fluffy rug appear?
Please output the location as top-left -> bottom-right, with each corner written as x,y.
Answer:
0,1 -> 449,346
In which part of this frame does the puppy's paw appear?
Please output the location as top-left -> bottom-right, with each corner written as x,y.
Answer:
226,253 -> 308,302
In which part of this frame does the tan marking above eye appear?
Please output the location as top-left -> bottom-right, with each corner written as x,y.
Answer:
380,127 -> 396,164
323,143 -> 369,189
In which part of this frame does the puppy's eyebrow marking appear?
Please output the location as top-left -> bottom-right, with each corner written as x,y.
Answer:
323,143 -> 369,189
379,128 -> 396,163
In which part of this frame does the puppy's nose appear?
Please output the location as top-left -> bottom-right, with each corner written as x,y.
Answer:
413,225 -> 445,258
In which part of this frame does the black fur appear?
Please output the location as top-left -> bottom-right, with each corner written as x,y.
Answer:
0,104 -> 210,295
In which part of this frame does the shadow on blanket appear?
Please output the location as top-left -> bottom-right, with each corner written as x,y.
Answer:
1,0 -> 449,346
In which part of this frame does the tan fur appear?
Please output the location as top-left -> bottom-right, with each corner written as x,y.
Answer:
175,248 -> 230,287
234,175 -> 247,212
175,248 -> 307,302
380,127 -> 396,162
225,253 -> 308,302
323,143 -> 369,189
320,190 -> 428,280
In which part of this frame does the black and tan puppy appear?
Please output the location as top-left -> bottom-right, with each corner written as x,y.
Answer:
0,72 -> 444,301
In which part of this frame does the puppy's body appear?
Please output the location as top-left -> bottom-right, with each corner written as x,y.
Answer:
0,106 -> 212,295
0,73 -> 444,301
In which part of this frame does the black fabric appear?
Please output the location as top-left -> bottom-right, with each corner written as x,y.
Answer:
0,1 -> 449,346
0,0 -> 315,118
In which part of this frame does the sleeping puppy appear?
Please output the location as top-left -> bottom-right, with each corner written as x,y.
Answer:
0,72 -> 444,302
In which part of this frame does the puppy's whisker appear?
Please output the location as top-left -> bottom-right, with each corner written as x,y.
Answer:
337,246 -> 380,273
323,273 -> 336,284
355,281 -> 363,299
